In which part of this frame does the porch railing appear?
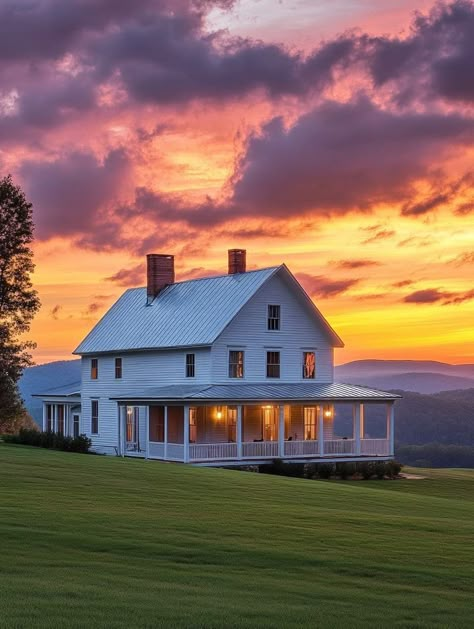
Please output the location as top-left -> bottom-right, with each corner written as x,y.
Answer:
284,440 -> 319,456
324,439 -> 355,455
190,442 -> 238,460
242,441 -> 279,458
361,438 -> 390,456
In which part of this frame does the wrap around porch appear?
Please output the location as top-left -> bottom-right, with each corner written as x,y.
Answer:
118,401 -> 395,464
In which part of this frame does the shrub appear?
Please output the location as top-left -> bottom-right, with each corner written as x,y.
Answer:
374,462 -> 387,480
335,462 -> 356,480
316,463 -> 334,479
260,459 -> 306,477
304,463 -> 317,479
386,460 -> 403,478
356,462 -> 374,480
4,429 -> 91,454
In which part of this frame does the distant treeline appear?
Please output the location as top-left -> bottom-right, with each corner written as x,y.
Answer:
396,443 -> 474,468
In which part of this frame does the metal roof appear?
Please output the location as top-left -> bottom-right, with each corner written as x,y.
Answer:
74,266 -> 280,354
32,382 -> 81,398
110,382 -> 401,402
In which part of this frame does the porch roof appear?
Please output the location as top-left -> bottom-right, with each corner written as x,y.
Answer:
111,382 -> 401,403
32,381 -> 81,398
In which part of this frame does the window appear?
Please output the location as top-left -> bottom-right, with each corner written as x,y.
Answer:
57,405 -> 64,435
227,406 -> 237,442
115,357 -> 122,379
186,353 -> 195,378
189,407 -> 197,443
304,407 -> 317,440
126,407 -> 139,447
91,358 -> 98,380
266,351 -> 280,378
149,406 -> 164,442
262,406 -> 277,441
73,414 -> 80,438
303,352 -> 316,379
229,350 -> 244,378
267,305 -> 280,330
91,400 -> 99,434
46,404 -> 53,432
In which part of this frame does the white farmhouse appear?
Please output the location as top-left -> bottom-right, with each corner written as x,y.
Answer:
37,250 -> 399,465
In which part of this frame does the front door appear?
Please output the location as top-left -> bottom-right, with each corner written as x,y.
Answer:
262,407 -> 277,441
126,407 -> 140,451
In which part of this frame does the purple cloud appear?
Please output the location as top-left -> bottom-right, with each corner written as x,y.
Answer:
296,273 -> 360,298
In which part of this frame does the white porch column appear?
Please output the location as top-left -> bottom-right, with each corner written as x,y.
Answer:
42,403 -> 47,432
117,405 -> 122,456
120,405 -> 127,456
145,406 -> 150,459
318,405 -> 324,456
354,403 -> 361,455
164,406 -> 168,460
237,405 -> 243,460
360,403 -> 365,441
387,402 -> 395,456
53,404 -> 58,433
183,404 -> 190,463
278,405 -> 285,458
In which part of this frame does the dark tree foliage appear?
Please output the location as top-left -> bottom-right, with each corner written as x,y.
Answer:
0,175 -> 40,432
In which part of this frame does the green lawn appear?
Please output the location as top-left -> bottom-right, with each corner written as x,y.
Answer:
0,445 -> 473,628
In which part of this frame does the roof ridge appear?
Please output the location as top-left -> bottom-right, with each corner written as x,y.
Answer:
124,265 -> 282,292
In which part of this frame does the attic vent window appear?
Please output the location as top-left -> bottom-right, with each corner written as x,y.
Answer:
91,358 -> 98,380
186,353 -> 195,378
267,305 -> 280,330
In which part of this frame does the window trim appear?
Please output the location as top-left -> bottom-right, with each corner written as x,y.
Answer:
228,350 -> 245,379
302,351 -> 316,380
91,399 -> 99,435
91,358 -> 98,380
185,353 -> 195,378
266,350 -> 281,379
267,304 -> 281,331
115,357 -> 122,379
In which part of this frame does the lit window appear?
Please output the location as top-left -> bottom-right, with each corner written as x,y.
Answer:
91,400 -> 99,434
189,407 -> 197,443
229,351 -> 244,378
304,407 -> 317,440
91,358 -> 98,380
266,351 -> 280,378
115,357 -> 122,379
227,407 -> 237,442
303,352 -> 316,379
186,353 -> 195,378
267,305 -> 280,330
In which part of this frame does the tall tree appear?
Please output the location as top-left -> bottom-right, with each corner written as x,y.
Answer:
0,175 -> 40,432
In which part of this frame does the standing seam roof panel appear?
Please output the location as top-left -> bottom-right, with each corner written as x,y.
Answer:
74,267 -> 279,354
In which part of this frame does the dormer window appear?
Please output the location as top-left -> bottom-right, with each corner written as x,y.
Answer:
229,351 -> 244,378
91,358 -> 98,380
115,357 -> 122,379
267,305 -> 280,330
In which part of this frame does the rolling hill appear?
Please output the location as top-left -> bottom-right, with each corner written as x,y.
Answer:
0,444 -> 472,628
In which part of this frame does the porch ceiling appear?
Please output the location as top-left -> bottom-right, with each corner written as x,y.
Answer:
110,382 -> 401,403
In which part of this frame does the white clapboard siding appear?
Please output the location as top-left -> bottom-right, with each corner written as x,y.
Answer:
211,272 -> 335,383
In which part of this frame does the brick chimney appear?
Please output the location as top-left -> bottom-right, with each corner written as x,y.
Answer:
228,249 -> 246,275
147,254 -> 174,304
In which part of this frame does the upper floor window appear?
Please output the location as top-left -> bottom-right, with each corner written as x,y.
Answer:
303,352 -> 316,379
229,350 -> 244,378
186,353 -> 195,378
115,357 -> 122,379
266,351 -> 280,378
267,305 -> 280,330
91,400 -> 99,434
91,358 -> 98,380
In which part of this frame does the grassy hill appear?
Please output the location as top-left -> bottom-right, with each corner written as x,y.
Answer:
1,445 -> 473,628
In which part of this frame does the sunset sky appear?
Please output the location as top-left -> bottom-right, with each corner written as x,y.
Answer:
1,0 -> 473,365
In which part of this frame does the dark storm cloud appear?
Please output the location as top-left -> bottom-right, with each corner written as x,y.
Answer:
295,273 -> 360,298
231,97 -> 474,218
21,148 -> 130,240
